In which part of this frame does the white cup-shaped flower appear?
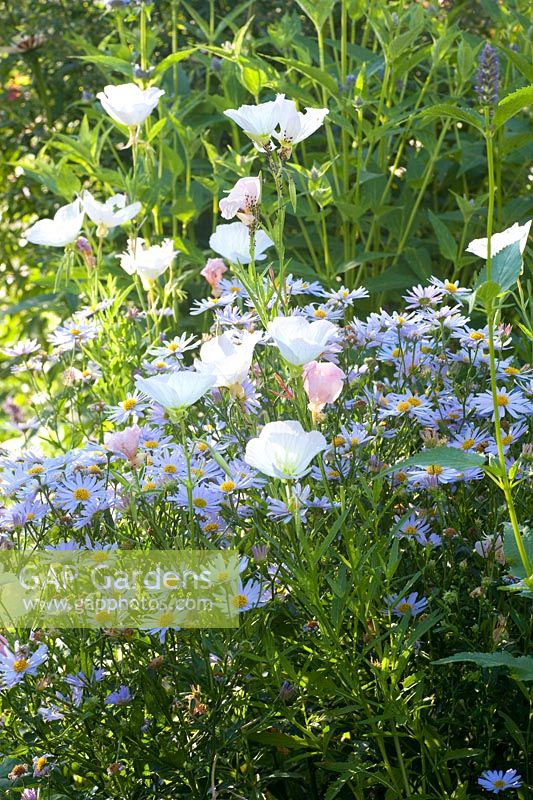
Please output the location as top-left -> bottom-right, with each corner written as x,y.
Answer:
194,330 -> 262,388
24,199 -> 84,247
466,220 -> 531,259
117,238 -> 176,289
219,177 -> 261,225
274,96 -> 329,153
224,98 -> 281,148
244,420 -> 327,479
209,222 -> 273,264
267,315 -> 338,366
136,371 -> 216,414
82,191 -> 141,230
96,83 -> 164,127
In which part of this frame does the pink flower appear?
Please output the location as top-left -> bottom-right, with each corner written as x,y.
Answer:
104,425 -> 142,467
302,361 -> 345,413
219,177 -> 261,225
200,258 -> 227,296
0,634 -> 9,657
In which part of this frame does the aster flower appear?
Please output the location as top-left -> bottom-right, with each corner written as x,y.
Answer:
55,474 -> 107,514
384,592 -> 428,618
322,285 -> 369,306
48,318 -> 100,350
107,392 -> 149,424
105,685 -> 132,705
478,768 -> 522,794
225,578 -> 271,612
0,642 -> 48,688
473,386 -> 533,420
32,754 -> 55,778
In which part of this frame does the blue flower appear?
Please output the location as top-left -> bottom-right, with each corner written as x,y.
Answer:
478,769 -> 522,794
105,685 -> 132,705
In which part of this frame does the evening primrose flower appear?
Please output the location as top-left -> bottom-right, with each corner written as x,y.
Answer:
267,315 -> 338,366
302,361 -> 345,413
209,222 -> 273,264
244,420 -> 328,479
219,176 -> 261,225
117,237 -> 176,289
82,191 -> 141,231
194,330 -> 262,388
274,95 -> 328,157
478,768 -> 522,794
136,370 -> 216,413
466,220 -> 531,259
96,83 -> 164,127
224,97 -> 282,148
24,199 -> 84,247
0,642 -> 48,688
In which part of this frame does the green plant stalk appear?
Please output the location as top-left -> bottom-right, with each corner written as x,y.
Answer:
179,414 -> 196,545
483,109 -> 532,578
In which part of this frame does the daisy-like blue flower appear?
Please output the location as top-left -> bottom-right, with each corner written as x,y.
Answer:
107,392 -> 149,424
473,386 -> 533,420
478,768 -> 522,794
0,642 -> 48,688
384,592 -> 428,618
105,685 -> 132,705
55,473 -> 107,515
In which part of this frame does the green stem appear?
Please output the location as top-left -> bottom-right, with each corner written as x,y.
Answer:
484,108 -> 532,578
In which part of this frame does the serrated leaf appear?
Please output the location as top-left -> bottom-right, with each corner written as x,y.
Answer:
379,446 -> 485,478
493,84 -> 533,129
421,103 -> 484,130
433,651 -> 533,682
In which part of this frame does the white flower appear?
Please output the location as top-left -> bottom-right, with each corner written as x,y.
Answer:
274,96 -> 329,151
117,238 -> 176,288
219,177 -> 261,225
82,191 -> 141,230
244,420 -> 327,479
96,83 -> 164,127
24,200 -> 84,247
209,222 -> 273,264
136,371 -> 216,412
224,98 -> 281,147
267,315 -> 338,366
194,330 -> 262,388
466,220 -> 532,259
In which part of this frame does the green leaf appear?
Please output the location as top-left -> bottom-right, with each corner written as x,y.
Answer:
503,522 -> 533,580
269,56 -> 338,95
428,210 -> 457,261
476,241 -> 523,293
379,446 -> 485,478
152,48 -> 196,78
75,54 -> 133,77
421,103 -> 484,131
493,84 -> 533,129
475,280 -> 501,308
294,0 -> 337,30
433,651 -> 533,682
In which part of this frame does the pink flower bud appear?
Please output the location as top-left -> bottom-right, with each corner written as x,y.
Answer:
302,361 -> 345,413
200,258 -> 227,296
104,425 -> 142,467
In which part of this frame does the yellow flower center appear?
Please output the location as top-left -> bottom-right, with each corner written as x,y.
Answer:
461,438 -> 475,450
232,594 -> 248,609
13,658 -> 29,673
314,308 -> 327,318
192,467 -> 204,477
470,331 -> 485,341
502,434 -> 513,445
70,328 -> 82,336
35,757 -> 48,772
144,440 -> 159,449
220,481 -> 235,492
493,781 -> 506,789
28,465 -> 44,475
167,343 -> 179,352
396,471 -> 407,482
426,465 -> 443,476
396,401 -> 411,412
143,481 -> 156,491
444,281 -> 457,292
26,512 -> 35,521
158,611 -> 174,626
391,347 -> 401,357
504,367 -> 519,375
404,525 -> 417,536
408,397 -> 422,407
193,497 -> 207,508
197,442 -> 208,452
121,398 -> 137,411
397,602 -> 412,613
163,465 -> 177,474
204,522 -> 219,533
332,435 -> 345,447
88,465 -> 101,475
496,394 -> 509,407
73,488 -> 91,501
